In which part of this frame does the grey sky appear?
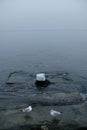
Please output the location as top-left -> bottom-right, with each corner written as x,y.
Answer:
0,0 -> 87,30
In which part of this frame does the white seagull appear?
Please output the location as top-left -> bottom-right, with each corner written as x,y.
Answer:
50,109 -> 61,117
22,106 -> 32,113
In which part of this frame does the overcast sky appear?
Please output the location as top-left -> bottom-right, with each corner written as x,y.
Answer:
0,0 -> 87,30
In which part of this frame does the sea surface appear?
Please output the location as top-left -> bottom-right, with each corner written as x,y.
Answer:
0,0 -> 87,83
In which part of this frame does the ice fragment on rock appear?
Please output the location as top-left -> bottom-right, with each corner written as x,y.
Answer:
36,73 -> 46,81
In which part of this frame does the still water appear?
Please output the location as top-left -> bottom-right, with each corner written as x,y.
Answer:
0,0 -> 87,80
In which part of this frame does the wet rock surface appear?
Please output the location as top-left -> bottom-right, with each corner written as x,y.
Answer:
0,71 -> 87,130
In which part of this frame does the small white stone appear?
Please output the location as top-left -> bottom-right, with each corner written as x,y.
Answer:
50,110 -> 61,116
36,73 -> 46,81
22,106 -> 32,113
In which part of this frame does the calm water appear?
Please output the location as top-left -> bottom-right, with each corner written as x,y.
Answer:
0,0 -> 87,82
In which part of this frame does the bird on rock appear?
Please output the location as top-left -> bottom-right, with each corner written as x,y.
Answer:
22,106 -> 32,113
50,109 -> 61,117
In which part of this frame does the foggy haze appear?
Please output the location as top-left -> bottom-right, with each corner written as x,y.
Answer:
0,0 -> 87,76
0,0 -> 87,30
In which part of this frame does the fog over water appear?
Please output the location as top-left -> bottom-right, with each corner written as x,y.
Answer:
0,0 -> 87,80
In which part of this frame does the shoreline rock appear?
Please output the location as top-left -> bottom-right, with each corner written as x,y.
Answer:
2,71 -> 87,130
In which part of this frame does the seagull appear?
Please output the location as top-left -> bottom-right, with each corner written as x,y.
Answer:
50,109 -> 61,117
22,106 -> 32,113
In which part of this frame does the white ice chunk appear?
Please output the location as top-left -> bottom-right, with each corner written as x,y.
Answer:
36,73 -> 46,81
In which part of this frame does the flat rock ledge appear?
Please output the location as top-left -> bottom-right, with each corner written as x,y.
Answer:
2,71 -> 87,130
28,92 -> 83,105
